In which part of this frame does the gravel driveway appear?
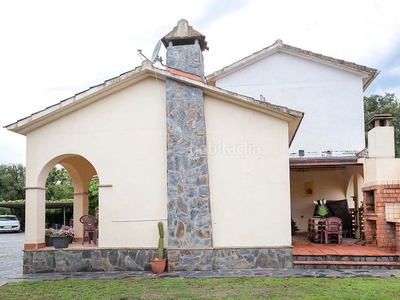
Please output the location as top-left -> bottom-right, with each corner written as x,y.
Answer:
0,232 -> 24,283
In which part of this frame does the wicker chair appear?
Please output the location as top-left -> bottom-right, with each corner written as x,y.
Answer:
79,215 -> 98,245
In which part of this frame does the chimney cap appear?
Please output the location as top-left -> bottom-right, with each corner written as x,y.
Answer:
162,19 -> 209,51
367,114 -> 393,129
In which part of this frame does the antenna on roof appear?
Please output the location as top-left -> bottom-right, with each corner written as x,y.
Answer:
137,49 -> 149,61
137,40 -> 164,66
151,40 -> 162,63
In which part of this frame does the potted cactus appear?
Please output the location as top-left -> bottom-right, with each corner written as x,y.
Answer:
150,221 -> 167,274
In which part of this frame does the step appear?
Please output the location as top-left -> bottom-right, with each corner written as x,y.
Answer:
294,260 -> 400,269
293,255 -> 400,263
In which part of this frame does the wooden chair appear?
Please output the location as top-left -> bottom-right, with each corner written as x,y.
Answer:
79,215 -> 98,245
320,217 -> 342,244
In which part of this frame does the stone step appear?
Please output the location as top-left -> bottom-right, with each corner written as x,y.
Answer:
293,255 -> 400,262
294,260 -> 400,269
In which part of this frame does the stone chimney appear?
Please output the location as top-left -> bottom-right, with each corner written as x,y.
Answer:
162,20 -> 213,271
162,19 -> 208,81
367,114 -> 395,158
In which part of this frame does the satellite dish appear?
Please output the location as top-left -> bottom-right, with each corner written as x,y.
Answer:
151,40 -> 162,63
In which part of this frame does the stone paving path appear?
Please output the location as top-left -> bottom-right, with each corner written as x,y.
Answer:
6,268 -> 400,283
0,232 -> 24,284
2,233 -> 400,284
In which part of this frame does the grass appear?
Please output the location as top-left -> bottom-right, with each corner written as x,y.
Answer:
2,277 -> 400,299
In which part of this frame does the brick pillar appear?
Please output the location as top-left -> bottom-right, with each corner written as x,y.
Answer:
396,223 -> 400,254
362,185 -> 399,251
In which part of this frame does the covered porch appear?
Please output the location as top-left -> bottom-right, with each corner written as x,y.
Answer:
290,151 -> 365,235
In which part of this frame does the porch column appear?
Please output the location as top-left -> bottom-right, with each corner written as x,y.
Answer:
353,174 -> 360,238
73,192 -> 89,241
24,187 -> 46,250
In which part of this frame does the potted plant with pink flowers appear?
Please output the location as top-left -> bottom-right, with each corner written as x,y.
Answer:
45,228 -> 55,247
51,226 -> 75,248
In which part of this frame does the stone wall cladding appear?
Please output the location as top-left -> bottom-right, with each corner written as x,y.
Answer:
168,249 -> 213,271
23,249 -> 155,274
166,78 -> 212,248
168,248 -> 293,271
24,247 -> 292,274
166,44 -> 204,77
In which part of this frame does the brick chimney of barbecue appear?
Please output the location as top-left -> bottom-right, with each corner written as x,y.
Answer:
367,114 -> 395,158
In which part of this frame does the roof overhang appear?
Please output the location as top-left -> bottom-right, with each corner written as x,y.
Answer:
0,202 -> 73,209
5,60 -> 303,146
290,155 -> 361,171
5,63 -> 155,135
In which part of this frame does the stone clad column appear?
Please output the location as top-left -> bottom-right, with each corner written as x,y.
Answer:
166,78 -> 212,248
162,19 -> 213,270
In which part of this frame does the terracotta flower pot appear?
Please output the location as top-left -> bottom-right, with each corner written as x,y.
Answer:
150,256 -> 167,274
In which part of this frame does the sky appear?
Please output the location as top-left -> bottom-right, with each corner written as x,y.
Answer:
1,0 -> 400,165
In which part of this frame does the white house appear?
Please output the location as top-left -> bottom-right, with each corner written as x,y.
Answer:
207,39 -> 379,232
207,39 -> 378,156
6,20 -> 303,273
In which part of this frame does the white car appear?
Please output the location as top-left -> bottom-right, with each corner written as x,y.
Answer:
0,215 -> 21,232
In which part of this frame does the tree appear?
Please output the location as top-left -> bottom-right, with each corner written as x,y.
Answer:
364,93 -> 400,157
45,166 -> 74,200
88,177 -> 99,216
0,164 -> 26,200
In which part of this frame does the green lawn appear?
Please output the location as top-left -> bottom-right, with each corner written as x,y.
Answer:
1,277 -> 400,299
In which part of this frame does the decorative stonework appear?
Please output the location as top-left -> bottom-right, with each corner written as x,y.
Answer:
23,249 -> 155,274
23,247 -> 293,274
166,79 -> 212,248
168,249 -> 213,271
214,248 -> 293,270
166,45 -> 204,77
168,248 -> 293,271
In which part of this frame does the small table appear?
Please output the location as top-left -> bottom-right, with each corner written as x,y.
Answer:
308,217 -> 342,243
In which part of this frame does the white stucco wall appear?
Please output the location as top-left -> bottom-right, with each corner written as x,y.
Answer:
362,126 -> 400,185
363,158 -> 400,185
25,77 -> 167,247
290,165 -> 362,232
204,95 -> 292,247
215,52 -> 366,154
368,126 -> 395,158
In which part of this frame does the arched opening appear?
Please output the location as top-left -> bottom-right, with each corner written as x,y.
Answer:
345,173 -> 364,209
345,172 -> 364,238
24,154 -> 98,250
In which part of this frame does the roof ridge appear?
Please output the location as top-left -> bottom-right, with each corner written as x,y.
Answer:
206,40 -> 379,88
281,43 -> 377,74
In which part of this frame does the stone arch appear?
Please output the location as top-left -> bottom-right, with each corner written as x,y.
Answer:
25,153 -> 98,250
